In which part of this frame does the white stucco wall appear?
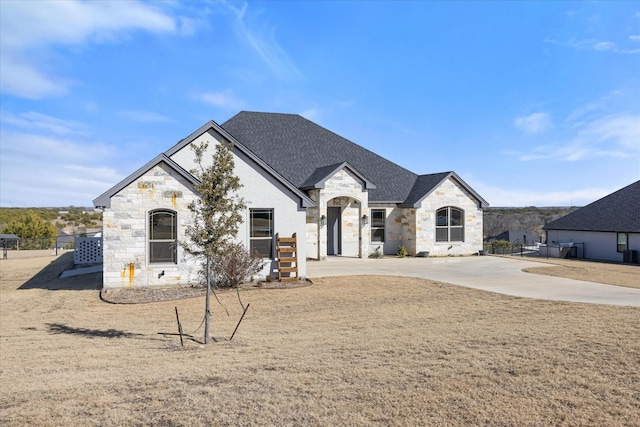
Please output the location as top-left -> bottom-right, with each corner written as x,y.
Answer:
169,130 -> 307,279
545,229 -> 640,263
102,128 -> 308,289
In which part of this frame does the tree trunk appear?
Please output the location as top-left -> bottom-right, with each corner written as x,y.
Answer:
204,256 -> 211,344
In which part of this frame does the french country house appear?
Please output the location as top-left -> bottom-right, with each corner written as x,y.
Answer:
543,180 -> 640,263
94,112 -> 488,289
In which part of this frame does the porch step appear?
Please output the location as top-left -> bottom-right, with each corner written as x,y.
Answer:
276,233 -> 298,283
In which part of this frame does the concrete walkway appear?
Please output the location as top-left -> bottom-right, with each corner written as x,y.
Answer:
306,256 -> 640,307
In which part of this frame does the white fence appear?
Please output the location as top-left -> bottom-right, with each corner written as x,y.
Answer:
74,237 -> 103,264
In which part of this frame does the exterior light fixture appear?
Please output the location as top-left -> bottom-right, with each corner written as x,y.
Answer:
361,214 -> 369,227
320,215 -> 327,226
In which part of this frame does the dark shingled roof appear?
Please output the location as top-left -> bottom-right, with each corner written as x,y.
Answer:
543,180 -> 640,233
222,112 -> 419,202
401,172 -> 453,207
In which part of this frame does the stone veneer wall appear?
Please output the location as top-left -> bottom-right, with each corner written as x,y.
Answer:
102,163 -> 200,289
415,178 -> 483,256
366,178 -> 484,257
305,189 -> 320,260
366,204 -> 403,256
314,168 -> 369,259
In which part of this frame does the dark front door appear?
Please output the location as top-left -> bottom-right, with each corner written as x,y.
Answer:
327,207 -> 341,255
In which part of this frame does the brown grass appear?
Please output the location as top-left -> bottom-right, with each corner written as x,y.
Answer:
1,255 -> 639,426
522,256 -> 640,289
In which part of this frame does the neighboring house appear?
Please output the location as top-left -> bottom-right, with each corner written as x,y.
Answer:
543,180 -> 640,263
94,112 -> 488,289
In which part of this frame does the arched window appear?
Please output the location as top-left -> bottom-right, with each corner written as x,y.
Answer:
436,207 -> 464,242
149,209 -> 177,263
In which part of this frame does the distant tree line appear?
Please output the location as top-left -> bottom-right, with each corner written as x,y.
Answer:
0,207 -> 103,249
0,207 -> 102,231
1,211 -> 58,249
483,207 -> 578,242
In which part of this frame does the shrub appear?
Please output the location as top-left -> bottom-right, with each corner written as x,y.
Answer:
211,243 -> 265,288
397,245 -> 408,258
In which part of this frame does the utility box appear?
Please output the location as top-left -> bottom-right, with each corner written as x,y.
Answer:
622,250 -> 638,264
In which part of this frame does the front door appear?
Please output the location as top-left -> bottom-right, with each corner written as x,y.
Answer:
327,207 -> 342,255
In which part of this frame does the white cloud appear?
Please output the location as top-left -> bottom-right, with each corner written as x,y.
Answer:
517,113 -> 640,162
226,2 -> 302,80
119,110 -> 172,124
566,38 -> 640,54
299,108 -> 321,121
514,112 -> 553,134
0,58 -> 71,99
197,90 -> 245,109
0,0 -> 184,99
0,130 -> 123,207
1,111 -> 87,135
476,183 -> 615,207
630,35 -> 640,42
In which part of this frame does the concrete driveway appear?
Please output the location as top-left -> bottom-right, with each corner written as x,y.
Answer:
306,256 -> 640,307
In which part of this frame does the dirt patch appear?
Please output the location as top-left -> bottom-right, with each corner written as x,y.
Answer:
100,279 -> 312,304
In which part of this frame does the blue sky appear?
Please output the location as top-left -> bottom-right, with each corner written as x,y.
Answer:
1,0 -> 638,208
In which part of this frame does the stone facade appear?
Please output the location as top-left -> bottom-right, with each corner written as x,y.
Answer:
102,163 -> 200,289
306,168 -> 369,260
365,177 -> 484,257
98,120 -> 487,290
414,178 -> 483,256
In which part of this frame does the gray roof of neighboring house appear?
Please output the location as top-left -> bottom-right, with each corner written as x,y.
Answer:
222,112 -> 423,203
543,180 -> 640,233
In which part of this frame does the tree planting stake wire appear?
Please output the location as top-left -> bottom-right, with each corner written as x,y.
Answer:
230,303 -> 250,341
175,306 -> 184,347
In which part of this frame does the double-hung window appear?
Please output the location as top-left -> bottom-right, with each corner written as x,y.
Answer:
250,209 -> 273,258
617,233 -> 628,253
149,209 -> 177,263
436,207 -> 464,242
371,209 -> 386,242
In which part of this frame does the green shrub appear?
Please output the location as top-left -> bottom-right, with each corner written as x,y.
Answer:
397,245 -> 408,258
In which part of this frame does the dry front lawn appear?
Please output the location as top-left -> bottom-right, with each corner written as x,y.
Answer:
522,256 -> 640,289
1,255 -> 639,426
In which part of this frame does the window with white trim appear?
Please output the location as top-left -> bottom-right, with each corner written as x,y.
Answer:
436,207 -> 464,242
370,209 -> 385,242
250,209 -> 273,258
149,209 -> 177,263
